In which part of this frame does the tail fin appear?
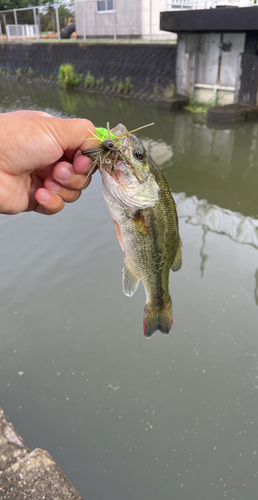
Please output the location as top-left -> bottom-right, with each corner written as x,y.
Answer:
143,299 -> 173,338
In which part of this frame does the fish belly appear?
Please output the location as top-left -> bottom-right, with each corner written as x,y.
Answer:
108,199 -> 178,337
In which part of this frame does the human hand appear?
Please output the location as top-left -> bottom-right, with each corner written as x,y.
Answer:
0,110 -> 98,215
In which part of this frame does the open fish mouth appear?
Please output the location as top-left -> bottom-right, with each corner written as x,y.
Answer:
81,122 -> 155,187
83,136 -> 145,184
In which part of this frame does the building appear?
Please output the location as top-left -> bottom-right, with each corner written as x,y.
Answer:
74,0 -> 176,41
160,4 -> 258,106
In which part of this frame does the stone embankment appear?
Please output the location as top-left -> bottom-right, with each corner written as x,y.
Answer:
0,407 -> 83,500
0,42 -> 179,104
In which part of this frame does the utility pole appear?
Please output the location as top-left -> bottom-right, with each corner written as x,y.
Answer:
149,0 -> 152,43
55,5 -> 60,40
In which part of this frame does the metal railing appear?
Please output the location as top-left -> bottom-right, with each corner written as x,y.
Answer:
0,5 -> 60,41
6,24 -> 39,41
166,0 -> 257,9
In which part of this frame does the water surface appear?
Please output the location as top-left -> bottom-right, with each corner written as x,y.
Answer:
0,80 -> 257,500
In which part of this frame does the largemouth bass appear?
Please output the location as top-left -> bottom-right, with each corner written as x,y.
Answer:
83,124 -> 182,338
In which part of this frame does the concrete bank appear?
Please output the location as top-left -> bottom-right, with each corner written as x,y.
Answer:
0,407 -> 83,499
0,42 -> 177,99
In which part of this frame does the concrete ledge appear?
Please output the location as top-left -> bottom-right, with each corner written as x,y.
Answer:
156,95 -> 188,110
0,408 -> 83,500
160,7 -> 258,34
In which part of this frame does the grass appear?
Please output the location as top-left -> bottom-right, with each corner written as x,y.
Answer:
110,75 -> 134,93
84,70 -> 96,88
58,63 -> 81,89
27,66 -> 35,78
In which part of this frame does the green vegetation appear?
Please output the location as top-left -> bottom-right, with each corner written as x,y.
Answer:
184,96 -> 219,114
110,76 -> 134,93
153,82 -> 175,98
0,0 -> 74,31
164,83 -> 175,99
96,77 -> 104,87
153,82 -> 159,95
110,76 -> 118,90
27,66 -> 35,78
58,63 -> 81,89
123,76 -> 134,93
84,70 -> 96,88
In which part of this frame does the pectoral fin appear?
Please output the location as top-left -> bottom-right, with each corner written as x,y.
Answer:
171,238 -> 182,272
131,210 -> 150,238
122,261 -> 140,297
113,220 -> 124,251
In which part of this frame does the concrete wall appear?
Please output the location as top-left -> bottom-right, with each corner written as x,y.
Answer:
74,0 -> 176,40
75,0 -> 141,38
176,32 -> 245,105
0,42 -> 177,93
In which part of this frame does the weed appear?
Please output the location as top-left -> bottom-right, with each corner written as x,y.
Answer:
84,71 -> 96,88
27,66 -> 35,78
96,77 -> 104,87
153,83 -> 159,95
117,80 -> 125,93
184,96 -> 218,114
115,76 -> 134,94
110,76 -> 118,90
124,76 -> 134,92
58,63 -> 81,90
164,83 -> 175,99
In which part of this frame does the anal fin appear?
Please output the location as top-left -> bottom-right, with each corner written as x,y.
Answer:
171,238 -> 182,272
123,261 -> 139,297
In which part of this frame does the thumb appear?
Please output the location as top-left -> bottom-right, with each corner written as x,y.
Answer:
48,116 -> 99,155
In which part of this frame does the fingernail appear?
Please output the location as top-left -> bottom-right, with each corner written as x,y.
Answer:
57,167 -> 71,181
39,190 -> 50,203
49,180 -> 61,192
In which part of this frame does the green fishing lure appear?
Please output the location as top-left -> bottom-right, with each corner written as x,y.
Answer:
95,127 -> 116,142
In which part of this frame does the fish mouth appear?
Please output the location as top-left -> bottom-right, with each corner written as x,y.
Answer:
82,127 -> 147,185
96,136 -> 146,184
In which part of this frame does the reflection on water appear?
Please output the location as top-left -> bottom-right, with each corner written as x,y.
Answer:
174,192 -> 258,249
0,80 -> 258,500
255,269 -> 258,305
174,192 -> 258,304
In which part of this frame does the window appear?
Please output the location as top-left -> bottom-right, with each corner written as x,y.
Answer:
97,0 -> 115,12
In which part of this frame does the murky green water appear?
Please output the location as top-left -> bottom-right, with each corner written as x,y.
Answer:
0,80 -> 258,500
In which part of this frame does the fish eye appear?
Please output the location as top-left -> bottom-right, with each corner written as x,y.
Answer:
133,148 -> 145,161
102,139 -> 114,151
